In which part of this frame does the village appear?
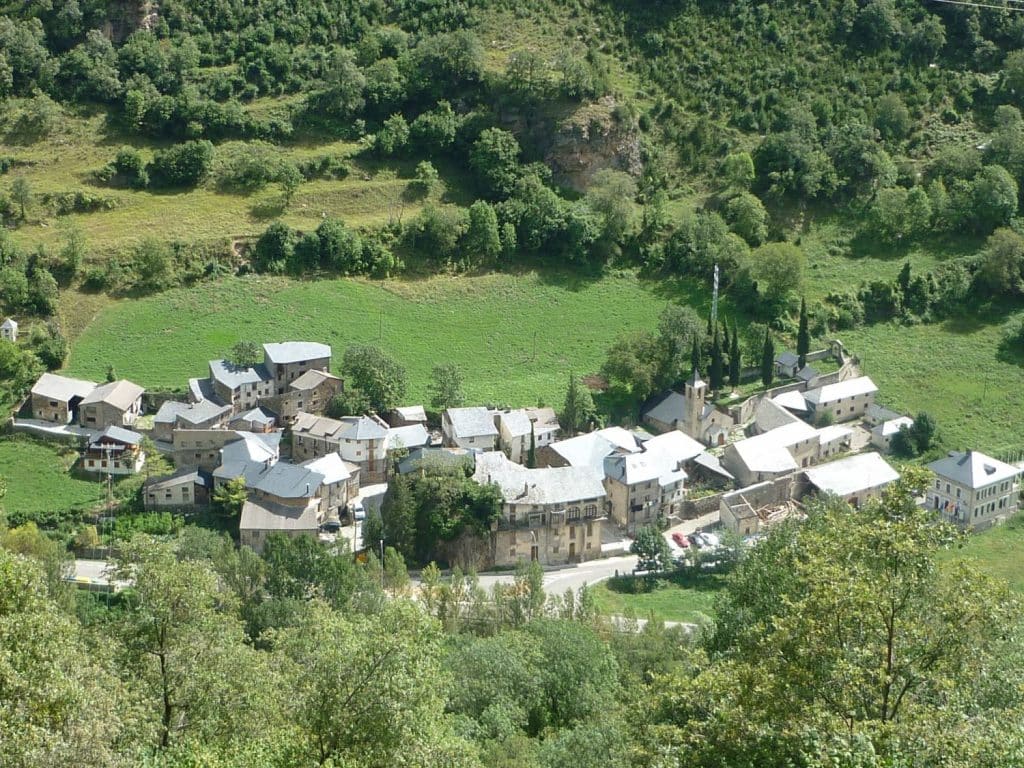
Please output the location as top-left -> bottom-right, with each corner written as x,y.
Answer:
7,316 -> 1021,572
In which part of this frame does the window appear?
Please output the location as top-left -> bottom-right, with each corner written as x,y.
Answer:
586,542 -> 591,550
569,526 -> 576,540
586,523 -> 593,537
509,547 -> 516,557
101,460 -> 107,468
553,545 -> 559,554
568,507 -> 581,520
585,504 -> 597,517
509,511 -> 516,525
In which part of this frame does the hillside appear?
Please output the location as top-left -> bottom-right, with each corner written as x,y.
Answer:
0,1 -> 1022,433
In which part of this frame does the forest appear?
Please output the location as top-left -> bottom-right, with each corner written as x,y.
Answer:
4,469 -> 1024,768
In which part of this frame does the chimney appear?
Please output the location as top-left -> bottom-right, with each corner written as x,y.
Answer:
305,483 -> 310,496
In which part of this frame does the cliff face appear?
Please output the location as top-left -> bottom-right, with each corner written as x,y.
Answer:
544,97 -> 642,192
101,0 -> 151,43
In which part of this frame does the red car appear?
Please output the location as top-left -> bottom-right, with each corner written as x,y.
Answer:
672,531 -> 689,548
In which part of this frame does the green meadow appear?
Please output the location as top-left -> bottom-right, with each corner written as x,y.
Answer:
0,436 -> 106,517
63,271 -> 675,408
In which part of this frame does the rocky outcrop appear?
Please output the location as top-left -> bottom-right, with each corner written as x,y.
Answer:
544,97 -> 642,192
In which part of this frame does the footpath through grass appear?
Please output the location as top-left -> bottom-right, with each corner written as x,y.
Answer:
0,436 -> 105,518
63,271 -> 673,408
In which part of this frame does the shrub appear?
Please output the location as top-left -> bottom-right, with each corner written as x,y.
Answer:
148,140 -> 214,188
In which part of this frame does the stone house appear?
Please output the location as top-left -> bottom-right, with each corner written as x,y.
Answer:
263,369 -> 343,425
603,430 -> 704,534
927,450 -> 1020,531
390,405 -> 428,427
803,452 -> 900,508
173,429 -> 280,471
144,469 -> 211,510
722,421 -> 820,487
539,426 -> 641,470
212,432 -> 282,488
302,453 -> 360,516
207,358 -> 275,413
239,462 -> 326,555
815,425 -> 853,460
1,317 -> 17,342
81,426 -> 146,475
442,406 -> 499,451
152,399 -> 231,442
497,408 -> 560,464
229,406 -> 277,433
774,351 -> 800,378
474,451 -> 607,567
262,341 -> 332,396
78,379 -> 144,429
290,411 -> 391,482
30,373 -> 97,424
803,376 -> 878,424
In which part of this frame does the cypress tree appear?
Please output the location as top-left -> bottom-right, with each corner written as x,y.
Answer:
797,297 -> 810,369
690,336 -> 702,377
527,423 -> 537,468
710,326 -> 724,391
723,322 -> 730,357
761,329 -> 775,388
729,323 -> 741,388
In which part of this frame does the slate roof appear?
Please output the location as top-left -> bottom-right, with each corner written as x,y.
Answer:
31,373 -> 97,402
643,430 -> 705,461
775,351 -> 799,367
605,450 -> 687,487
208,359 -> 271,389
337,415 -> 389,441
98,425 -> 144,445
805,452 -> 900,497
816,425 -> 853,445
795,365 -> 819,383
301,453 -> 352,485
772,390 -> 809,413
445,407 -> 499,439
928,450 -> 1020,490
262,342 -> 331,365
398,446 -> 476,475
691,451 -> 735,480
804,376 -> 878,406
385,423 -> 430,451
498,409 -> 533,438
755,398 -> 800,432
221,432 -> 279,465
188,377 -> 224,405
547,427 -> 640,470
474,451 -> 606,506
240,498 -> 320,533
642,391 -> 686,426
393,405 -> 428,422
80,379 -> 144,410
231,406 -> 277,427
292,412 -> 344,439
1,317 -> 16,330
155,398 -> 231,426
251,462 -> 324,499
289,369 -> 340,391
872,417 -> 914,437
730,421 -> 818,474
144,468 -> 210,491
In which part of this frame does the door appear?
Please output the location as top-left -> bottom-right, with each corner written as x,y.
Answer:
530,545 -> 539,561
568,542 -> 575,561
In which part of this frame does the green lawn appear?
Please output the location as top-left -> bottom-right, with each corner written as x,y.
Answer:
588,570 -> 726,624
949,515 -> 1024,593
843,314 -> 1024,452
63,271 -> 676,408
0,436 -> 105,517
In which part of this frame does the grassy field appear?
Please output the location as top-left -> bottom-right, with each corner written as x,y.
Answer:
589,570 -> 726,624
949,515 -> 1024,593
0,436 -> 105,517
844,314 -> 1024,452
62,271 -> 677,408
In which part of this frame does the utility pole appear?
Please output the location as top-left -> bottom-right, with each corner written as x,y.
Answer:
711,262 -> 720,330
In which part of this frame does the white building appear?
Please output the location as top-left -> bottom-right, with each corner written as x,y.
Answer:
804,452 -> 900,508
927,450 -> 1020,531
1,317 -> 17,342
803,376 -> 878,424
442,406 -> 499,451
722,421 -> 820,487
870,417 -> 914,452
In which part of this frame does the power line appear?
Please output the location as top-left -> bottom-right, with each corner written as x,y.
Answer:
928,0 -> 1024,11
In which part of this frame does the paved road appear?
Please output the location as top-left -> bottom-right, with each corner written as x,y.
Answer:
470,554 -> 639,593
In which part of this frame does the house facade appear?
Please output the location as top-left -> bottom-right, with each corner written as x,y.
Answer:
722,421 -> 820,487
30,373 -> 97,424
78,379 -> 145,429
870,417 -> 914,452
442,407 -> 499,451
803,376 -> 878,424
474,451 -> 607,567
927,450 -> 1020,531
290,411 -> 390,482
144,469 -> 210,509
152,400 -> 231,442
262,342 -> 331,396
81,427 -> 146,475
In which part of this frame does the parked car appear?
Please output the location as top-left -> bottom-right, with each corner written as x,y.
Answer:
687,533 -> 702,548
349,500 -> 366,521
696,532 -> 720,549
672,531 -> 689,548
321,519 -> 342,533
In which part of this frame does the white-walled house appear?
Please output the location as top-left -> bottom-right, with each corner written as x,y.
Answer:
927,450 -> 1020,531
803,376 -> 878,424
804,452 -> 900,508
1,317 -> 17,342
442,407 -> 499,451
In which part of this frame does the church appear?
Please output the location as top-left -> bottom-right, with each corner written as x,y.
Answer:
641,368 -> 735,446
